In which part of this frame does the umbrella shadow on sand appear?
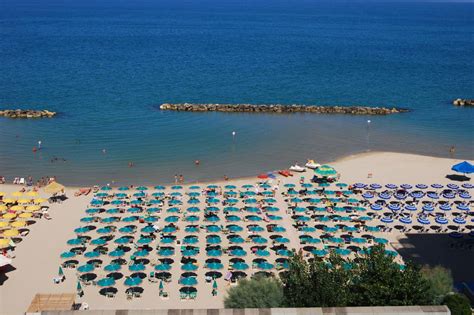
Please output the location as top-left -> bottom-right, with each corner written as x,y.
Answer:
446,174 -> 470,182
0,265 -> 16,285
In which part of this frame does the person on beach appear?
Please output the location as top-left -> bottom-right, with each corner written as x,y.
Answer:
174,174 -> 178,184
224,175 -> 229,181
179,175 -> 184,183
38,140 -> 42,150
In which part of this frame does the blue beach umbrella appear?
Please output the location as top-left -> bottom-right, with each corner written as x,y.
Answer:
452,161 -> 474,174
158,248 -> 174,256
374,237 -> 388,244
313,249 -> 328,257
206,262 -> 224,270
227,224 -> 243,232
162,226 -> 177,233
118,186 -> 129,191
181,263 -> 198,271
182,249 -> 198,257
400,217 -> 412,224
435,216 -> 449,225
106,208 -> 120,214
417,217 -> 430,225
67,238 -> 83,246
453,217 -> 466,224
232,262 -> 249,270
129,264 -> 146,272
114,237 -> 130,245
185,225 -> 200,233
91,238 -> 106,246
381,217 -> 394,224
257,262 -> 274,270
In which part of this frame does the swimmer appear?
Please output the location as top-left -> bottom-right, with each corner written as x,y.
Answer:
195,160 -> 200,165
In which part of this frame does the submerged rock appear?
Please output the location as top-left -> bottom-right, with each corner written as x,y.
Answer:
0,109 -> 56,118
159,103 -> 409,115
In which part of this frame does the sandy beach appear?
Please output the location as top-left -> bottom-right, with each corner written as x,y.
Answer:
0,151 -> 472,315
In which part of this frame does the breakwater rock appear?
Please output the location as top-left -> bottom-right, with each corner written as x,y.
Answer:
453,99 -> 474,107
0,109 -> 56,118
159,103 -> 408,115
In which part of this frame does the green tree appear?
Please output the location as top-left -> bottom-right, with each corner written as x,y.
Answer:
442,293 -> 472,315
421,265 -> 453,304
224,275 -> 284,308
349,245 -> 433,306
281,250 -> 351,307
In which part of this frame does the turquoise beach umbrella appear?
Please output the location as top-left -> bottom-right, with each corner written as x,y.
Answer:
155,264 -> 172,271
58,266 -> 64,277
206,225 -> 221,233
256,249 -> 270,257
207,249 -> 222,257
207,262 -> 224,270
97,277 -> 115,287
91,238 -> 106,245
232,262 -> 249,270
104,264 -> 121,272
109,249 -> 125,257
180,277 -> 197,286
80,216 -> 96,223
84,251 -> 100,258
230,249 -> 247,256
78,264 -> 94,273
129,263 -> 145,271
60,251 -> 76,259
258,262 -> 274,270
182,263 -> 198,271
67,238 -> 83,246
124,277 -> 142,286
114,237 -> 130,244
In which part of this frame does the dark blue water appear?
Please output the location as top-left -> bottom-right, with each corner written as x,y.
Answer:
0,0 -> 473,185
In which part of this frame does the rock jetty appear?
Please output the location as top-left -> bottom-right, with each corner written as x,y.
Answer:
0,109 -> 56,119
453,99 -> 473,107
160,103 -> 408,115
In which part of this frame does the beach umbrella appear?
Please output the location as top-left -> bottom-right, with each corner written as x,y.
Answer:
370,183 -> 382,190
462,183 -> 473,189
263,198 -> 277,204
230,249 -> 247,257
452,161 -> 474,174
229,236 -> 245,244
180,277 -> 198,286
365,226 -> 380,232
248,225 -> 265,232
315,165 -> 337,176
334,248 -> 351,256
400,184 -> 412,190
181,263 -> 198,271
76,281 -> 83,295
60,251 -> 76,259
381,217 -> 394,224
257,262 -> 274,270
104,264 -> 121,272
97,277 -> 116,287
323,226 -> 338,233
3,229 -> 19,237
161,237 -> 175,244
129,264 -> 145,272
353,183 -> 367,189
374,237 -> 388,244
275,237 -> 290,244
162,226 -> 177,233
90,238 -> 106,246
109,249 -> 125,257
182,249 -> 198,257
400,217 -> 412,224
84,251 -> 101,258
417,217 -> 430,225
404,204 -> 417,211
440,204 -> 452,211
453,217 -> 466,224
431,184 -> 443,189
284,183 -> 295,188
207,249 -> 222,257
207,262 -> 224,270
74,227 -> 91,235
456,204 -> 470,211
435,217 -> 449,225
155,264 -> 172,271
78,264 -> 94,273
124,277 -> 142,286
362,192 -> 374,199
133,250 -> 149,257
351,237 -> 367,244
252,236 -> 268,244
232,262 -> 249,270
388,204 -> 401,211
313,249 -> 328,257
255,249 -> 270,257
290,197 -> 303,203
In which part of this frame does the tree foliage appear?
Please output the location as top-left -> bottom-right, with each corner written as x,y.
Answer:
224,275 -> 284,308
421,265 -> 453,304
442,293 -> 472,315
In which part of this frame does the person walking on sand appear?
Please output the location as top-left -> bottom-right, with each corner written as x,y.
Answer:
174,174 -> 178,184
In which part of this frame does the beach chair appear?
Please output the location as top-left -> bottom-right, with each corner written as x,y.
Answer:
19,178 -> 25,185
189,292 -> 197,300
180,292 -> 187,300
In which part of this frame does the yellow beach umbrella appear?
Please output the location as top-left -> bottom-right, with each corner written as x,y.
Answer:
17,199 -> 31,204
0,222 -> 9,228
0,239 -> 10,249
0,205 -> 7,212
11,192 -> 23,197
2,213 -> 16,220
10,221 -> 26,228
10,205 -> 24,211
44,182 -> 65,194
3,198 -> 15,203
33,198 -> 47,204
26,191 -> 39,197
0,192 -> 5,196
19,213 -> 32,219
3,229 -> 19,237
25,205 -> 40,212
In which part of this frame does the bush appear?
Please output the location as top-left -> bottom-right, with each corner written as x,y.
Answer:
442,293 -> 471,315
421,265 -> 453,303
224,276 -> 284,308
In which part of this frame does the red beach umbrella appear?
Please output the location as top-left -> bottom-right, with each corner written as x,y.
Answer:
257,174 -> 269,179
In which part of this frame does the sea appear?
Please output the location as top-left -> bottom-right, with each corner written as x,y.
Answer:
0,0 -> 473,186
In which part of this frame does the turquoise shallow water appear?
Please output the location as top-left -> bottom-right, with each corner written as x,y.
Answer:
0,0 -> 473,185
